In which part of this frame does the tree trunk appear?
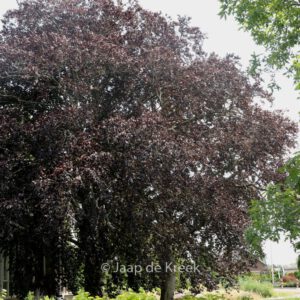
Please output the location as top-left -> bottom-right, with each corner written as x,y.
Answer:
34,288 -> 40,300
160,267 -> 176,300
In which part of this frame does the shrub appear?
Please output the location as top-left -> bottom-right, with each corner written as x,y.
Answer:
43,296 -> 55,300
280,273 -> 299,287
151,288 -> 161,295
282,281 -> 297,287
24,292 -> 57,300
72,288 -> 157,300
282,273 -> 299,284
200,293 -> 225,300
237,294 -> 253,300
0,290 -> 7,300
116,289 -> 157,300
180,296 -> 198,300
25,292 -> 35,300
245,272 -> 275,283
74,289 -> 107,300
180,292 -> 225,300
239,278 -> 273,298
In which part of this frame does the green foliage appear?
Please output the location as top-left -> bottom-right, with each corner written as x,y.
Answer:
151,288 -> 161,295
21,290 -> 157,300
219,0 -> 300,90
116,289 -> 157,300
25,291 -> 56,300
180,293 -> 225,300
74,289 -> 95,300
282,281 -> 298,288
239,278 -> 273,298
199,293 -> 225,300
245,155 -> 300,255
295,242 -> 300,273
23,292 -> 56,300
246,272 -> 274,283
0,290 -> 7,300
74,289 -> 107,300
25,291 -> 35,300
180,296 -> 198,300
244,226 -> 265,259
43,296 -> 55,300
237,294 -> 253,300
249,152 -> 300,244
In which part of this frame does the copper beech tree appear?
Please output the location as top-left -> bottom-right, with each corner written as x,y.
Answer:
0,0 -> 297,299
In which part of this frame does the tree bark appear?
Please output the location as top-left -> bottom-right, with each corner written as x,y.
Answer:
160,266 -> 176,300
34,288 -> 40,300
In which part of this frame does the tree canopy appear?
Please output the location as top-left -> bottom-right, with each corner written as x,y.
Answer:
0,0 -> 297,299
219,0 -> 300,89
219,0 -> 300,255
249,153 -> 300,248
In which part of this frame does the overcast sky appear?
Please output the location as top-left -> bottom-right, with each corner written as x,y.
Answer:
0,0 -> 299,266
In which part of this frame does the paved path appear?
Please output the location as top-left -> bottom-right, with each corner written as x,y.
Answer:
266,288 -> 300,300
267,295 -> 300,300
174,288 -> 300,300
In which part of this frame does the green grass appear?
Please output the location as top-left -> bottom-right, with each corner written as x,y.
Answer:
239,278 -> 273,298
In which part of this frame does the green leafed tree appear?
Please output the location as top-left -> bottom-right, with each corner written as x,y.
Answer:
249,153 -> 300,254
219,0 -> 300,259
219,0 -> 300,89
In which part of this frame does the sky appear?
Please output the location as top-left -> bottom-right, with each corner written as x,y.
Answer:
0,0 -> 299,266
